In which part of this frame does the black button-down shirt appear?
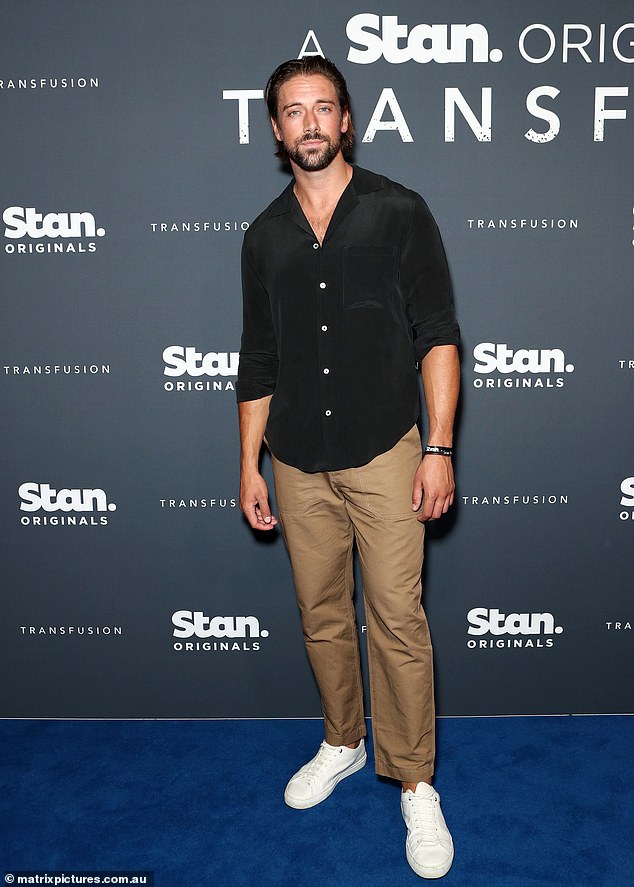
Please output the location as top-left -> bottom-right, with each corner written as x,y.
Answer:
237,166 -> 459,472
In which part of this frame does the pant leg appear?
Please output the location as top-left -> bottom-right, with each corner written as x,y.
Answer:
271,455 -> 366,746
338,426 -> 435,783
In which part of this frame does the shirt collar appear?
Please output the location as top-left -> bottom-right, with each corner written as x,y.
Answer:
267,165 -> 385,219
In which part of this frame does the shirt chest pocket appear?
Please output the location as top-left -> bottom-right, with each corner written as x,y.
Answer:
342,245 -> 398,310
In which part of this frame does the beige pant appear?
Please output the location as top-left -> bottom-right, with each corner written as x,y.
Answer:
271,426 -> 435,783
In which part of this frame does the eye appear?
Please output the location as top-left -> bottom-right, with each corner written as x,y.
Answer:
318,106 -> 331,113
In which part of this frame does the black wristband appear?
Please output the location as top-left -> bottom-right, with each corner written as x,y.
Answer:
424,445 -> 453,457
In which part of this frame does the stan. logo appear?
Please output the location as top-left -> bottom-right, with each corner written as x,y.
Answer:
473,342 -> 574,388
163,345 -> 238,377
346,14 -> 502,64
19,482 -> 116,526
620,477 -> 634,520
466,607 -> 563,649
172,610 -> 267,638
3,206 -> 105,254
163,345 -> 238,392
172,609 -> 268,652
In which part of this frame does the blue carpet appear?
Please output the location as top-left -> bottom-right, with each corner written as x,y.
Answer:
1,716 -> 633,886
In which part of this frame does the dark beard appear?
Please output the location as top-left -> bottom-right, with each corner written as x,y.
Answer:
287,133 -> 342,171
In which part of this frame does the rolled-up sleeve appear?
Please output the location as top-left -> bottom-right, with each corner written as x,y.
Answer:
400,195 -> 460,362
236,237 -> 279,402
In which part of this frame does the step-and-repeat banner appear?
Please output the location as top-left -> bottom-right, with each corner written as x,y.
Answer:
2,1 -> 632,718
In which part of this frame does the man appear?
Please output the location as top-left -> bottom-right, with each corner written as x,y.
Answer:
237,56 -> 459,880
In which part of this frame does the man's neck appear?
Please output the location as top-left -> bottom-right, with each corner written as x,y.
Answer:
292,154 -> 353,211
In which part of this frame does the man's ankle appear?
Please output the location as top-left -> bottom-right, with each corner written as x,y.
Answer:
401,778 -> 432,792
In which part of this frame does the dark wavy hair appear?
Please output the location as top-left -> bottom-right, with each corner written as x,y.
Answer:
264,57 -> 355,161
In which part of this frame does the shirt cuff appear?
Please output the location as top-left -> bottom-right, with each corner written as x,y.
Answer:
413,319 -> 460,362
236,379 -> 277,402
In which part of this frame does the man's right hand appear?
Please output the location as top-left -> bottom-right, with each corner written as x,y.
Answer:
239,470 -> 278,531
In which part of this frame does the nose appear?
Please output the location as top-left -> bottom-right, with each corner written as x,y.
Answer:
304,110 -> 319,133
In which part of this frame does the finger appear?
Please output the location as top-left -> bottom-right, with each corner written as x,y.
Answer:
412,480 -> 423,511
430,495 -> 453,520
420,495 -> 436,522
258,499 -> 273,524
255,506 -> 277,526
248,505 -> 263,529
254,504 -> 278,530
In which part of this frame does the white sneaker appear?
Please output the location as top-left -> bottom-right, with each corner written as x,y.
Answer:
401,782 -> 454,879
284,739 -> 367,809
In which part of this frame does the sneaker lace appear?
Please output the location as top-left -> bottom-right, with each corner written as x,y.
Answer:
407,794 -> 438,846
303,742 -> 341,783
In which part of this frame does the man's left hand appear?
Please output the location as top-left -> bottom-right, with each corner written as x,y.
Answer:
412,456 -> 455,522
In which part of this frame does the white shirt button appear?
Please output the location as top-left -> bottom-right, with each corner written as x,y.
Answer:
321,325 -> 328,331
319,282 -> 326,289
313,243 -> 319,250
325,410 -> 332,416
323,368 -> 330,374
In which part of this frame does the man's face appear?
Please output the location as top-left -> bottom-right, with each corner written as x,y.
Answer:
271,74 -> 349,172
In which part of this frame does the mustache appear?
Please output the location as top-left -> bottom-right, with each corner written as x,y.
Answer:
298,132 -> 329,144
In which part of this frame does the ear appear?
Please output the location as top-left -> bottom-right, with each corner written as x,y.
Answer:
270,117 -> 282,141
341,108 -> 349,135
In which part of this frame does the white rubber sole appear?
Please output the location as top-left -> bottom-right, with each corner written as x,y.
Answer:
284,751 -> 367,809
405,843 -> 455,880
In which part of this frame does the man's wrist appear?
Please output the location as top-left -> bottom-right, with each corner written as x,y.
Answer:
240,457 -> 261,476
424,444 -> 453,458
